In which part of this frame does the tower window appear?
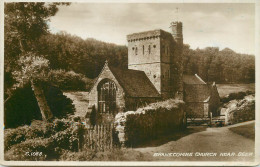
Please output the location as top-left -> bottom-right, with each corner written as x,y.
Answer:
135,47 -> 138,55
148,45 -> 151,54
143,45 -> 144,55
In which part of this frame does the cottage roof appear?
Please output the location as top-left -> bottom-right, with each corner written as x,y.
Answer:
183,74 -> 206,85
109,66 -> 160,98
183,74 -> 210,102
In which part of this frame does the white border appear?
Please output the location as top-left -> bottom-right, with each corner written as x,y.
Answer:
0,0 -> 259,166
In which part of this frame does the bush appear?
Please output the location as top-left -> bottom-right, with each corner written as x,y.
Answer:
41,81 -> 76,118
48,69 -> 93,91
4,81 -> 76,128
4,84 -> 42,128
221,91 -> 249,103
114,99 -> 185,147
4,120 -> 54,152
228,100 -> 255,124
90,106 -> 96,126
4,118 -> 87,160
4,137 -> 58,161
59,150 -> 95,161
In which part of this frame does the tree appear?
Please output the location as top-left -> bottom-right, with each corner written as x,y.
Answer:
4,2 -> 70,96
12,52 -> 50,89
4,2 -> 69,53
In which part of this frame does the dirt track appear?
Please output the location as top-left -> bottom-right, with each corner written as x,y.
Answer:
132,121 -> 255,161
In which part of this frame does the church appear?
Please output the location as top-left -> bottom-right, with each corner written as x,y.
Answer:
88,21 -> 220,119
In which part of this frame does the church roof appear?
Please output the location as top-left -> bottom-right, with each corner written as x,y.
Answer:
109,66 -> 160,98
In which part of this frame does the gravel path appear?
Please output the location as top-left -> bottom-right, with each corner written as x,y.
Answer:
133,121 -> 255,161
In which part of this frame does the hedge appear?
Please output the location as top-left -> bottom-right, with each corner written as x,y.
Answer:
114,99 -> 185,147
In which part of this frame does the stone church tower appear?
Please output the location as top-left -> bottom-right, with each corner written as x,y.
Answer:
127,21 -> 183,99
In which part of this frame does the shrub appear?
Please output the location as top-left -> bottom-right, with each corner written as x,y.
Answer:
41,81 -> 76,118
4,84 -> 42,128
221,91 -> 248,103
4,137 -> 58,161
59,150 -> 95,161
48,69 -> 93,91
4,120 -> 53,152
4,81 -> 76,128
90,106 -> 96,126
114,99 -> 185,147
228,100 -> 255,124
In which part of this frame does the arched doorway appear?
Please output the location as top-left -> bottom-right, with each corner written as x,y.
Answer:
97,79 -> 117,114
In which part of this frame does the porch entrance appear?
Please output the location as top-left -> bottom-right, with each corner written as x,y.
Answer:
97,79 -> 117,114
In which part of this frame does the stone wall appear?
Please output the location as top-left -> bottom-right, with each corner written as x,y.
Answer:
185,102 -> 208,118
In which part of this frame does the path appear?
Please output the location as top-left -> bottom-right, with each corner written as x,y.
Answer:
132,121 -> 255,161
63,91 -> 89,117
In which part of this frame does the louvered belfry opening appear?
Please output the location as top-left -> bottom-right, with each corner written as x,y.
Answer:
98,79 -> 117,114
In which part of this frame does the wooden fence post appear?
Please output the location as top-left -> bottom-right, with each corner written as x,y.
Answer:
210,112 -> 212,126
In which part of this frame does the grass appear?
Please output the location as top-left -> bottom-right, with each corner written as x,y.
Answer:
229,122 -> 255,140
216,83 -> 255,98
63,91 -> 89,118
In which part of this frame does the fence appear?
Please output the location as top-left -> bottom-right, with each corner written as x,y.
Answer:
80,124 -> 114,151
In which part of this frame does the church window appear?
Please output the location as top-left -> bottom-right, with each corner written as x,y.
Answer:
148,45 -> 151,54
143,45 -> 144,55
98,80 -> 117,114
135,47 -> 138,55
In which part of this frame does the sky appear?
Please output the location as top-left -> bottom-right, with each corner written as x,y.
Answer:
49,3 -> 255,55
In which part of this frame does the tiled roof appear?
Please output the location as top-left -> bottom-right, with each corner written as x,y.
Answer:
183,74 -> 206,85
183,74 -> 210,102
109,66 -> 160,98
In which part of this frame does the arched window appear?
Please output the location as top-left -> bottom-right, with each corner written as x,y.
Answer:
143,45 -> 144,55
148,45 -> 151,54
97,79 -> 117,114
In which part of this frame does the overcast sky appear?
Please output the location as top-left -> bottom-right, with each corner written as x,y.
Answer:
49,3 -> 255,55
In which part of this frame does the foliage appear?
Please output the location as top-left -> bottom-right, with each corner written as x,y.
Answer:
4,120 -> 52,152
4,118 -> 85,161
183,45 -> 255,84
4,2 -> 69,96
228,98 -> 255,124
4,81 -> 75,128
12,52 -> 50,88
36,32 -> 128,79
221,91 -> 253,103
48,69 -> 93,91
114,99 -> 185,147
89,105 -> 97,126
4,137 -> 57,161
59,150 -> 95,161
41,81 -> 76,118
4,84 -> 42,128
4,2 -> 69,54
